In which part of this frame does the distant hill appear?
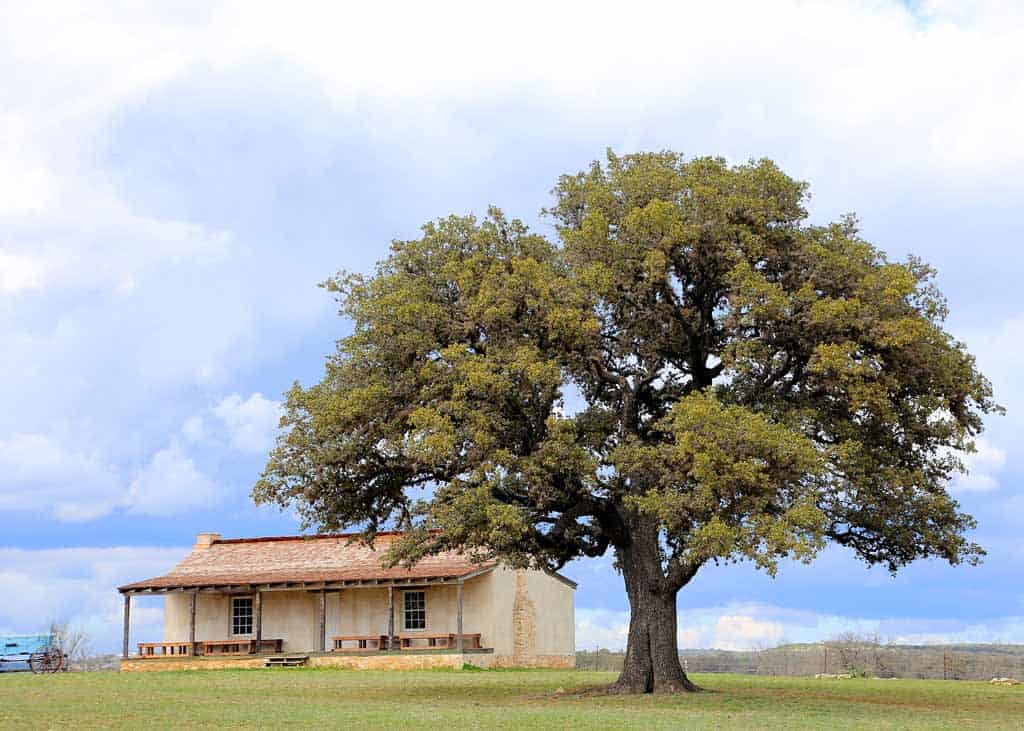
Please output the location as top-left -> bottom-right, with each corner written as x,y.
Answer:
771,642 -> 1024,656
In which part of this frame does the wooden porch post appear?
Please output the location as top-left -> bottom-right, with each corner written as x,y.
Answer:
122,593 -> 131,659
336,589 -> 343,651
254,591 -> 262,652
387,586 -> 395,650
456,582 -> 464,652
189,591 -> 197,652
318,590 -> 327,652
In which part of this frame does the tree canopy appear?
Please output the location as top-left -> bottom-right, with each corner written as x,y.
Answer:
254,151 -> 999,692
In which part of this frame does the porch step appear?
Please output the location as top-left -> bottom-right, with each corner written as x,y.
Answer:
264,655 -> 308,668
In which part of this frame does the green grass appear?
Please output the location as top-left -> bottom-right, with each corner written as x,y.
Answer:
2,669 -> 1022,729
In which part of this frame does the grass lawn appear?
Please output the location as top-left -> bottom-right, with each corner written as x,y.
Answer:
2,668 -> 1022,729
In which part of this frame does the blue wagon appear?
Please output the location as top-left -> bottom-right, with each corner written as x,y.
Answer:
0,634 -> 65,674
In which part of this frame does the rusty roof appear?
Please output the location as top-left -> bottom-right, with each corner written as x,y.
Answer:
118,532 -> 499,593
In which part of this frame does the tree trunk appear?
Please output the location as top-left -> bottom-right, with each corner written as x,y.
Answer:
610,526 -> 700,694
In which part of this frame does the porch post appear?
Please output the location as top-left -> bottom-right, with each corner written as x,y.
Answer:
456,581 -> 464,652
188,591 -> 197,651
122,593 -> 131,659
337,589 -> 343,649
254,591 -> 262,652
387,585 -> 395,650
318,589 -> 327,652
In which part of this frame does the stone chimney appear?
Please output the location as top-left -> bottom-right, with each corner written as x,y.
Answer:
194,532 -> 221,550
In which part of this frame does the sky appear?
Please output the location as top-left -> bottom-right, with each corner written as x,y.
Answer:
1,0 -> 1022,655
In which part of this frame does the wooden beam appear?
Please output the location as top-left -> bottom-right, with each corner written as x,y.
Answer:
311,585 -> 323,651
123,573 -> 487,596
387,586 -> 394,650
254,591 -> 263,648
336,589 -> 343,650
456,581 -> 464,653
189,592 -> 197,647
122,593 -> 131,659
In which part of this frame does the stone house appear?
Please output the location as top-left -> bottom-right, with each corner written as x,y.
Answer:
118,532 -> 575,671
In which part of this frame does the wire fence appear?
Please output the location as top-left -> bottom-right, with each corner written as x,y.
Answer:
576,644 -> 1024,681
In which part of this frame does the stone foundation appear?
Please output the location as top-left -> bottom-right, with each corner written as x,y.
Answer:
119,655 -> 266,672
490,654 -> 576,669
120,650 -> 575,673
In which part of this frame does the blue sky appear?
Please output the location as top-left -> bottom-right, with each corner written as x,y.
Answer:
2,1 -> 1022,654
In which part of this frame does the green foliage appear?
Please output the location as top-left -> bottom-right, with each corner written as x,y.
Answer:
620,391 -> 826,575
255,151 -> 999,587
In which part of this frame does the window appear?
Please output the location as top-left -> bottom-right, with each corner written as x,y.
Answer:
403,591 -> 426,630
231,596 -> 253,636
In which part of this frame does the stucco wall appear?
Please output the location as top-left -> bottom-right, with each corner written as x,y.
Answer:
523,568 -> 575,656
475,566 -> 575,661
487,567 -> 516,657
263,591 -> 319,652
329,581 -> 497,646
165,592 -> 231,643
165,591 -> 319,652
159,566 -> 573,664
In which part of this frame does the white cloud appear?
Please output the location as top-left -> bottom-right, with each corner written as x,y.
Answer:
887,618 -> 1024,645
0,113 -> 60,216
575,608 -> 630,650
576,601 -> 1024,651
0,390 -> 279,524
962,313 -> 1024,428
179,392 -> 282,456
205,0 -> 1023,180
0,251 -> 49,294
211,393 -> 282,454
3,1 -> 1023,228
576,605 -> 791,652
0,431 -> 223,522
0,546 -> 186,654
0,433 -> 123,521
181,415 -> 208,444
955,312 -> 1021,486
711,614 -> 787,651
576,598 -> 786,651
678,604 -> 797,651
950,438 -> 1007,493
125,442 -> 220,517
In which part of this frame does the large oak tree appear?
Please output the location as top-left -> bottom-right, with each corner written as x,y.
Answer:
255,152 -> 998,693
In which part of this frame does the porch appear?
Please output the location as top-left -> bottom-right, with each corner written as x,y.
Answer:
119,647 -> 500,673
120,573 -> 491,660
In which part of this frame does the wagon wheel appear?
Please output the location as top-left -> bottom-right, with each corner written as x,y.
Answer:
28,647 -> 65,674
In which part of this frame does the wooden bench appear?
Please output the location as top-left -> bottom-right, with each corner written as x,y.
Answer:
202,639 -> 251,655
331,634 -> 388,652
252,638 -> 284,654
137,641 -> 193,657
201,638 -> 283,655
397,633 -> 482,650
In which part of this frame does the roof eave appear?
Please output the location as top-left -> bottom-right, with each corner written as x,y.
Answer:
544,569 -> 578,590
118,564 -> 498,595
